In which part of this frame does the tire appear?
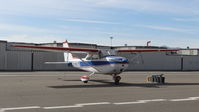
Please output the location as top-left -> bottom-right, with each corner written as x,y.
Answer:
83,81 -> 88,83
114,76 -> 121,85
115,80 -> 120,85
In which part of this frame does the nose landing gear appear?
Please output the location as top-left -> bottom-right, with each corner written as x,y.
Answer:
80,76 -> 90,83
80,72 -> 94,83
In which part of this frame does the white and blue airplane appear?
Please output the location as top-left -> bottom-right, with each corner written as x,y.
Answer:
13,41 -> 178,85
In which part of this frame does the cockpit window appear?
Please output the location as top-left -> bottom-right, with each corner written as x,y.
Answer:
85,49 -> 116,60
85,53 -> 100,60
100,49 -> 116,57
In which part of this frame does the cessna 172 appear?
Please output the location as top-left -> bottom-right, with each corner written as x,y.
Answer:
13,41 -> 179,85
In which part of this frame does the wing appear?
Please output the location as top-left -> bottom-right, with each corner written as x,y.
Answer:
117,49 -> 179,52
12,45 -> 99,53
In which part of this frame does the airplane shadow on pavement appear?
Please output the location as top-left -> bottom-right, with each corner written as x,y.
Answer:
48,79 -> 199,89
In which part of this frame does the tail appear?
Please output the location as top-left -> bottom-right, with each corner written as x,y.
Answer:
63,40 -> 74,62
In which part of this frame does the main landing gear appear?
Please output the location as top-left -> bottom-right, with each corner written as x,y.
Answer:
80,73 -> 122,85
113,75 -> 121,85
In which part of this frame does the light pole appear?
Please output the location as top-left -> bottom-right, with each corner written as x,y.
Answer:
147,41 -> 151,46
110,37 -> 113,47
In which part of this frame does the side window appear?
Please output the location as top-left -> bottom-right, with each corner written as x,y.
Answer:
86,53 -> 100,60
92,54 -> 99,59
99,51 -> 103,58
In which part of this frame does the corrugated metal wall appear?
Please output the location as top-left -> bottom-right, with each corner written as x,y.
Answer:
5,51 -> 32,70
33,52 -> 74,70
1,40 -> 199,71
121,52 -> 181,71
183,56 -> 199,70
0,41 -> 6,70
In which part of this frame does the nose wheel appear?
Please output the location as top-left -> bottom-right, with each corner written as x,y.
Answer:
113,75 -> 121,85
80,76 -> 90,83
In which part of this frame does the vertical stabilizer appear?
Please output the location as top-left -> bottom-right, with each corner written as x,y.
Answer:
63,40 -> 74,62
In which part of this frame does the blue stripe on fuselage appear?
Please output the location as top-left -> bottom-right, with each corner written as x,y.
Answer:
79,61 -> 128,67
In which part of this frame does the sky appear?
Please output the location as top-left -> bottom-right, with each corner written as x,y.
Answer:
0,0 -> 199,48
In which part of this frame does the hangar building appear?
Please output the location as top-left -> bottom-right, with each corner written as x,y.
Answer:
0,40 -> 199,71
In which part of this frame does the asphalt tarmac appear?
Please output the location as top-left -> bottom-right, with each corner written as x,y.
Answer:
0,71 -> 199,112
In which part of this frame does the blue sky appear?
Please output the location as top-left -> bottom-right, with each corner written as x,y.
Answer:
0,0 -> 199,48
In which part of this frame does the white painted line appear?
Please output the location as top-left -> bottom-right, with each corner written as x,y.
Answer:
77,102 -> 111,106
43,105 -> 82,109
0,106 -> 40,112
169,97 -> 199,102
114,99 -> 167,105
114,101 -> 145,105
190,97 -> 199,99
2,96 -> 199,111
43,102 -> 111,110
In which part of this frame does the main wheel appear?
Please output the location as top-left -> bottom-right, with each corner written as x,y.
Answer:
114,76 -> 121,85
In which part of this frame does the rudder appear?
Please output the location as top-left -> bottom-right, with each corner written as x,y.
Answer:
63,40 -> 74,62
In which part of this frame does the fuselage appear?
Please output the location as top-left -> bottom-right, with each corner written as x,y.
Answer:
71,56 -> 129,75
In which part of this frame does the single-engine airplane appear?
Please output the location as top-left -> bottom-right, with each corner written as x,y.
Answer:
13,41 -> 179,85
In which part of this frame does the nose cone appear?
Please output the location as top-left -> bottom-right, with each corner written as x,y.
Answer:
122,58 -> 129,63
120,58 -> 129,64
106,56 -> 128,64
